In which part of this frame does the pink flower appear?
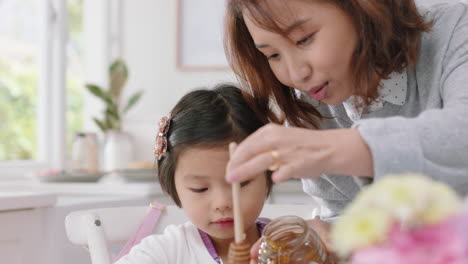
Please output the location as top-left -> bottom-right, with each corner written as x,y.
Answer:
351,219 -> 468,264
352,247 -> 404,264
452,210 -> 468,255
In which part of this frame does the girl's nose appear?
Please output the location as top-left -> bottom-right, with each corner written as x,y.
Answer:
214,187 -> 233,212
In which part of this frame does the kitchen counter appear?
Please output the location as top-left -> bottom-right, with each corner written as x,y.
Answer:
0,192 -> 57,211
0,180 -> 161,196
0,180 -> 167,209
0,178 -> 314,264
0,179 -> 309,204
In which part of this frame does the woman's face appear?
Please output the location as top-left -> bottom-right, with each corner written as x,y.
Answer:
243,0 -> 358,105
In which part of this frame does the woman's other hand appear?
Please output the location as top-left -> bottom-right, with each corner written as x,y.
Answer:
249,238 -> 262,264
307,219 -> 332,250
226,123 -> 373,183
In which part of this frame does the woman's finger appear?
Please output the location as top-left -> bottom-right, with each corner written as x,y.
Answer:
227,125 -> 328,182
227,149 -> 283,182
306,219 -> 332,250
270,148 -> 326,182
271,163 -> 298,183
228,124 -> 288,171
229,141 -> 326,183
250,237 -> 262,260
228,143 -> 304,183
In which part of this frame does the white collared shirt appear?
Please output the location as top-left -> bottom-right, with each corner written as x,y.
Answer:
342,71 -> 408,122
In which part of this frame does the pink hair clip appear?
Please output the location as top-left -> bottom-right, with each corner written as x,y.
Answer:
154,113 -> 172,160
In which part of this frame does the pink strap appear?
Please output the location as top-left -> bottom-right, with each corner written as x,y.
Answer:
113,201 -> 166,263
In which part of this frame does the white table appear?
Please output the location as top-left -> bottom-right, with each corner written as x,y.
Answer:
0,179 -> 313,264
0,192 -> 57,264
0,181 -> 164,264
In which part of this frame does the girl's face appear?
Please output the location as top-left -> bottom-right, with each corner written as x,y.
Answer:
174,145 -> 268,242
243,0 -> 358,105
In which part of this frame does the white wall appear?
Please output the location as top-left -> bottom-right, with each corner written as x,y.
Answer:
84,0 -> 236,162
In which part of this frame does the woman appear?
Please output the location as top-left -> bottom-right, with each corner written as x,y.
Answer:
223,0 -> 468,251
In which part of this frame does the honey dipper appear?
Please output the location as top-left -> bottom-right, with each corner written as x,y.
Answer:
227,142 -> 251,264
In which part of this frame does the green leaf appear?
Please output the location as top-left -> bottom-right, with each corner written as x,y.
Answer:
86,84 -> 114,106
105,112 -> 114,129
93,117 -> 108,132
104,109 -> 121,131
123,91 -> 143,113
105,106 -> 120,121
109,59 -> 128,100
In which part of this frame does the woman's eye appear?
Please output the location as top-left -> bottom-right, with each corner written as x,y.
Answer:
240,180 -> 251,187
267,53 -> 280,61
190,188 -> 208,193
296,34 -> 314,46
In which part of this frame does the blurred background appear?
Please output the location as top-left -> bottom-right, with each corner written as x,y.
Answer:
0,0 -> 455,177
0,0 -> 461,263
1,0 -> 237,176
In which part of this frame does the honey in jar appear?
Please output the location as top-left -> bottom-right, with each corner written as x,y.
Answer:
257,216 -> 336,264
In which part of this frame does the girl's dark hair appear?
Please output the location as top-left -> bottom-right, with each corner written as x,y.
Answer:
224,0 -> 433,128
157,83 -> 273,206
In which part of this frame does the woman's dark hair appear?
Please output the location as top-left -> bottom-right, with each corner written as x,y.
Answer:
157,83 -> 273,206
224,0 -> 433,128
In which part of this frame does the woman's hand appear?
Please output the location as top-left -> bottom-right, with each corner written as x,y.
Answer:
249,219 -> 333,263
306,219 -> 332,250
249,238 -> 262,264
226,123 -> 373,183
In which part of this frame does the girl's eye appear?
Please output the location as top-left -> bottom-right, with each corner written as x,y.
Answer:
240,180 -> 251,187
267,53 -> 280,61
296,34 -> 314,46
190,188 -> 208,193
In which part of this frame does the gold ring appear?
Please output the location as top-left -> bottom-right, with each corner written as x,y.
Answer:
268,150 -> 281,171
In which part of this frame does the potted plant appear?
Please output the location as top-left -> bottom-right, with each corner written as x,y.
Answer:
86,58 -> 143,171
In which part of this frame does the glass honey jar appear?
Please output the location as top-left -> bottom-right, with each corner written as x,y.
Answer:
257,216 -> 336,264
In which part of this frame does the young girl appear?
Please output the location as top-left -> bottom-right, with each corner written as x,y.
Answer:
115,83 -> 273,264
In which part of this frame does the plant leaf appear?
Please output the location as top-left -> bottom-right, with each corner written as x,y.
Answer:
105,111 -> 114,129
104,108 -> 121,131
109,59 -> 128,100
106,106 -> 120,121
93,117 -> 108,132
123,91 -> 143,113
86,84 -> 114,106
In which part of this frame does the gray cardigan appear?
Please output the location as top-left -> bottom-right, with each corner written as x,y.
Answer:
301,2 -> 468,219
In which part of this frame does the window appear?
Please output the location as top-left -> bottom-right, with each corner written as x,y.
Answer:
66,0 -> 84,156
0,0 -> 41,161
0,0 -> 84,178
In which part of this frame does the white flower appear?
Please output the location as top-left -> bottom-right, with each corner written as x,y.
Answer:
331,209 -> 392,257
331,173 -> 463,258
420,181 -> 462,224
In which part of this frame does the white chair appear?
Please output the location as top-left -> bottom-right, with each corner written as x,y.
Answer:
65,203 -> 317,264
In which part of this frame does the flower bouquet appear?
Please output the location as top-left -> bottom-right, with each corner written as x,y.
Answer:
331,174 -> 468,264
